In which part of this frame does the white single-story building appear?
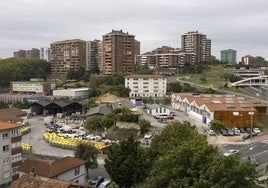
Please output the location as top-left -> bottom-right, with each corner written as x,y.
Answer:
146,104 -> 170,116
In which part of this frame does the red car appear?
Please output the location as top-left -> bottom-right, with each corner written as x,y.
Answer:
167,116 -> 174,120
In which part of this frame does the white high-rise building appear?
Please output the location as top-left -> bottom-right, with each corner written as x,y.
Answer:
40,47 -> 51,61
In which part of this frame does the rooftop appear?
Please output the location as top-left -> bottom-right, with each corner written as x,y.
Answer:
0,121 -> 23,131
103,29 -> 134,37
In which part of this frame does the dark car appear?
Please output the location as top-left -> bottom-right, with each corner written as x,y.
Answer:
226,128 -> 234,136
220,128 -> 228,136
90,176 -> 104,187
248,155 -> 259,166
239,128 -> 246,133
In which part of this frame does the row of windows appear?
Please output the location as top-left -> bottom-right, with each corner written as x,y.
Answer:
3,132 -> 9,138
12,142 -> 21,149
12,153 -> 21,163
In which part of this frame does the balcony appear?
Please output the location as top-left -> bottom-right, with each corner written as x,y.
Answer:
12,147 -> 22,155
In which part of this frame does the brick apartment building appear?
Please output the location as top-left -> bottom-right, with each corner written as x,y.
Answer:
102,30 -> 139,75
50,39 -> 86,80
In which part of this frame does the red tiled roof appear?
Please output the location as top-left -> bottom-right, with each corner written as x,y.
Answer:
173,93 -> 265,112
17,156 -> 85,178
11,174 -> 85,188
0,107 -> 27,122
0,121 -> 23,131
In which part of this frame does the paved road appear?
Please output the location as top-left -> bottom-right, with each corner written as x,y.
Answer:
22,116 -> 74,158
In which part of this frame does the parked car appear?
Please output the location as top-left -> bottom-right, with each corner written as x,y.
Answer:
90,176 -> 104,187
248,155 -> 259,166
220,128 -> 228,136
242,133 -> 251,139
246,128 -> 252,133
170,112 -> 176,116
167,116 -> 174,120
98,180 -> 111,188
253,127 -> 261,134
144,132 -> 153,139
207,129 -> 216,136
223,149 -> 239,156
226,128 -> 234,136
239,127 -> 246,133
232,127 -> 240,135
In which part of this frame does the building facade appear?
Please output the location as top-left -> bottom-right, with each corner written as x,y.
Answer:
102,30 -> 136,75
125,74 -> 167,98
14,48 -> 40,59
50,39 -> 87,80
181,31 -> 211,63
171,93 -> 266,127
241,55 -> 254,66
40,47 -> 51,61
0,122 -> 23,187
10,79 -> 55,95
138,46 -> 195,74
17,156 -> 86,184
221,49 -> 237,64
86,39 -> 102,73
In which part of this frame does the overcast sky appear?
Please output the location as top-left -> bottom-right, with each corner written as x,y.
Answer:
1,0 -> 267,60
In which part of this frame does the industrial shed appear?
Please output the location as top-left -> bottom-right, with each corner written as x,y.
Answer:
30,99 -> 84,116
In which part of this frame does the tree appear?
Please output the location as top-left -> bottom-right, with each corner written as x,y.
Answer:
105,136 -> 151,188
142,121 -> 258,188
0,101 -> 9,109
13,100 -> 29,109
167,82 -> 182,93
74,142 -> 98,178
139,119 -> 152,135
209,119 -> 225,132
86,116 -> 103,131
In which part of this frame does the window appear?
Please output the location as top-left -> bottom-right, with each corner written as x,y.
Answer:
12,167 -> 17,174
3,158 -> 9,165
74,166 -> 80,176
3,132 -> 9,139
3,145 -> 9,152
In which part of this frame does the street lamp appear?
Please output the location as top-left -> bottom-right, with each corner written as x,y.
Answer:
248,111 -> 254,155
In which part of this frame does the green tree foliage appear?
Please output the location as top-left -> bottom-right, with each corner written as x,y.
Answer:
105,136 -> 151,188
0,101 -> 9,109
74,143 -> 98,178
0,58 -> 50,86
83,98 -> 98,112
86,116 -> 103,131
149,121 -> 200,159
182,83 -> 196,92
88,74 -> 129,97
139,119 -> 152,135
222,72 -> 242,83
252,56 -> 267,68
142,121 -> 258,188
12,100 -> 29,109
167,82 -> 182,93
209,119 -> 225,132
102,113 -> 117,129
66,67 -> 85,80
135,64 -> 155,74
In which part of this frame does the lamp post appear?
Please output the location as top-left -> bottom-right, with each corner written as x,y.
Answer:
248,111 -> 254,155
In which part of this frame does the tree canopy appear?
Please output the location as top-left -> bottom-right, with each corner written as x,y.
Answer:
74,142 -> 98,178
0,58 -> 50,86
105,136 -> 151,188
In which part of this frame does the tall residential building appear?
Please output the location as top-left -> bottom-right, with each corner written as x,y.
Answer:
13,50 -> 26,58
50,39 -> 86,80
181,31 -> 211,63
40,47 -> 51,61
86,39 -> 102,73
102,30 -> 136,75
0,122 -> 23,187
221,49 -> 237,64
14,48 -> 40,59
